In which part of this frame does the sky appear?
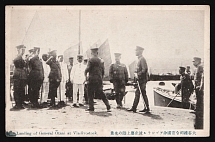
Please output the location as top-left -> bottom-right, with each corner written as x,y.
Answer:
6,6 -> 206,74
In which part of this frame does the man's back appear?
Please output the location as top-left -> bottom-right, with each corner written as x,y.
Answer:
29,56 -> 44,80
13,55 -> 27,80
85,57 -> 104,83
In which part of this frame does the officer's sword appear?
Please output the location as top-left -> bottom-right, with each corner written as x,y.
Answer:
137,80 -> 147,108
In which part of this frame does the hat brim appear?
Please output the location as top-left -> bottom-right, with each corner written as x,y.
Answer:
136,49 -> 144,51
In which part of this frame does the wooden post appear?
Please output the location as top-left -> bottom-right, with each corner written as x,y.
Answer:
78,10 -> 81,54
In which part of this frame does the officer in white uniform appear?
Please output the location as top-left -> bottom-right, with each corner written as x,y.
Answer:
70,54 -> 86,107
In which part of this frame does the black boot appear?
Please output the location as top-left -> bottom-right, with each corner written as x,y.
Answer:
139,107 -> 150,112
85,108 -> 94,111
50,97 -> 56,107
127,107 -> 136,113
107,105 -> 111,112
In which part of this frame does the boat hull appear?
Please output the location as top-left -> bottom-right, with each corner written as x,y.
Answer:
154,89 -> 195,110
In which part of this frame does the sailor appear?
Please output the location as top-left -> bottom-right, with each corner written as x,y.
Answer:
46,50 -> 62,107
70,54 -> 86,107
28,47 -> 44,108
83,58 -> 89,104
40,54 -> 50,107
192,57 -> 204,129
57,55 -> 68,106
66,57 -> 74,102
109,53 -> 128,108
179,66 -> 194,109
12,45 -> 28,109
85,47 -> 111,112
127,46 -> 150,113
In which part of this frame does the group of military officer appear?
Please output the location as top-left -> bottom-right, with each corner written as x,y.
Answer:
13,45 -> 44,109
12,45 -> 74,109
12,44 -> 150,113
11,44 -> 204,128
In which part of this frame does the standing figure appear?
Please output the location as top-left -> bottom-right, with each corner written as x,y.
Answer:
66,57 -> 74,102
12,45 -> 27,109
28,47 -> 44,108
40,54 -> 50,107
70,55 -> 86,107
94,58 -> 104,100
85,47 -> 111,112
57,55 -> 68,106
24,48 -> 34,103
186,66 -> 191,76
127,46 -> 150,113
109,53 -> 128,108
179,66 -> 194,109
46,50 -> 62,107
192,57 -> 204,129
83,58 -> 89,104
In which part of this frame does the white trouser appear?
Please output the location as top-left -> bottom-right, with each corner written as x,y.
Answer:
57,81 -> 66,102
41,82 -> 49,103
73,83 -> 84,104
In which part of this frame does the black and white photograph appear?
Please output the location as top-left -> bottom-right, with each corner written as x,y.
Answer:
5,5 -> 210,137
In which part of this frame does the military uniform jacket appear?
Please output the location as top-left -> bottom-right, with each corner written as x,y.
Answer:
194,64 -> 203,87
13,55 -> 27,80
28,55 -> 44,81
109,62 -> 128,84
70,62 -> 86,84
46,59 -> 62,81
180,73 -> 194,92
85,57 -> 104,83
135,55 -> 149,83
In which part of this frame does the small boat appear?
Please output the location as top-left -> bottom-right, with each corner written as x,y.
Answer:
150,73 -> 181,81
153,82 -> 196,110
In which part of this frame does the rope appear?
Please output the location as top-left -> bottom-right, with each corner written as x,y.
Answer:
21,11 -> 37,44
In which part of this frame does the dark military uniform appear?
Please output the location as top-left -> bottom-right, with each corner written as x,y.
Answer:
13,55 -> 28,108
28,55 -> 44,107
128,46 -> 150,112
46,56 -> 62,106
194,63 -> 204,129
109,61 -> 128,107
133,55 -> 149,110
180,72 -> 194,109
83,58 -> 89,104
85,55 -> 110,111
194,64 -> 204,111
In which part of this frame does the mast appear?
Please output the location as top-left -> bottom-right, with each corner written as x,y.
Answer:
78,10 -> 81,54
22,11 -> 37,44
